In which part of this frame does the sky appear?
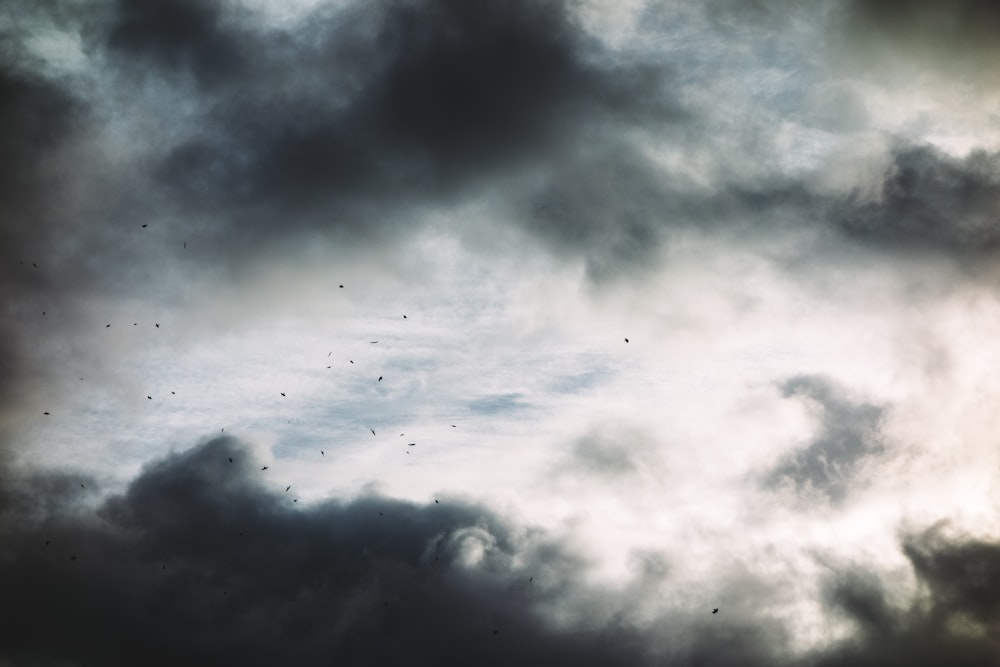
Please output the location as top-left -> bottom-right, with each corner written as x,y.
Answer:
2,0 -> 1000,664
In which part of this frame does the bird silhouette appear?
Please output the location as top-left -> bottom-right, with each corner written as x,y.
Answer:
261,466 -> 269,470
713,608 -> 719,614
625,338 -> 629,343
378,376 -> 383,382
106,324 -> 110,328
370,341 -> 378,344
435,499 -> 439,503
285,485 -> 291,492
147,395 -> 152,400
43,411 -> 50,415
141,224 -> 147,228
407,443 -> 416,447
320,450 -> 325,455
45,540 -> 50,546
370,429 -> 376,436
228,458 -> 233,463
529,576 -> 533,582
280,392 -> 286,397
339,285 -> 344,288
70,554 -> 76,561
155,323 -> 159,328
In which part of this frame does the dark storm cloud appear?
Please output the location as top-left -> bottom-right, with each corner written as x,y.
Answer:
763,376 -> 884,502
0,436 -> 660,666
107,0 -> 244,87
841,0 -> 1000,71
107,0 -> 680,237
815,524 -> 1000,667
830,144 -> 1000,255
0,65 -> 84,417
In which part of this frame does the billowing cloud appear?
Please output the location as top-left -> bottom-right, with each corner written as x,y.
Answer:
764,376 -> 885,503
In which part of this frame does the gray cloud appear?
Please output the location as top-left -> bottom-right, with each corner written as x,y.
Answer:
830,143 -> 1000,255
816,523 -> 1000,666
0,436 -> 658,666
763,376 -> 885,502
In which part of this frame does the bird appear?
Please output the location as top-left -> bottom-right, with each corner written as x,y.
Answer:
379,512 -> 383,517
285,485 -> 291,492
339,284 -> 344,288
133,323 -> 137,326
280,392 -> 286,397
261,466 -> 269,471
147,395 -> 152,400
43,411 -> 50,415
407,443 -> 415,447
32,263 -> 37,268
321,450 -> 325,455
141,224 -> 148,228
451,425 -> 456,428
42,311 -> 45,316
370,341 -> 378,344
403,315 -> 407,319
293,499 -> 298,503
493,629 -> 499,635
228,458 -> 233,463
106,324 -> 111,328
370,429 -> 376,436
70,554 -> 76,561
45,540 -> 50,546
712,608 -> 719,614
529,577 -> 533,582
625,338 -> 629,343
155,323 -> 159,328
80,483 -> 85,488
378,376 -> 383,382
171,391 -> 175,394
435,499 -> 439,504
183,242 -> 186,248
350,360 -> 354,364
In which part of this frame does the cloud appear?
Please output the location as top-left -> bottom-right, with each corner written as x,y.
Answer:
829,143 -> 1000,256
101,0 -> 680,246
0,436 -> 663,666
763,376 -> 885,503
839,0 -> 1000,77
815,523 -> 1000,666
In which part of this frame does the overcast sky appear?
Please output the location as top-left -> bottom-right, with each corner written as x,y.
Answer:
3,1 -> 1000,665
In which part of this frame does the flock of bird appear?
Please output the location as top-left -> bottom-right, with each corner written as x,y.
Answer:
28,246 -> 722,620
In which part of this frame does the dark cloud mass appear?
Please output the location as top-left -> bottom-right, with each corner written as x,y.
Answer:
2,437 -> 999,665
0,437 -> 654,666
831,144 -> 1000,254
764,376 -> 885,502
128,0 -> 678,240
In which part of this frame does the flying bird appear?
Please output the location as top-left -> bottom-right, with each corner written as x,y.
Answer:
70,555 -> 76,561
625,338 -> 629,343
320,450 -> 325,455
171,391 -> 175,394
280,392 -> 286,396
713,608 -> 719,614
370,341 -> 378,344
403,315 -> 407,318
378,376 -> 383,382
285,485 -> 291,492
407,443 -> 415,447
106,324 -> 110,328
261,466 -> 269,471
339,284 -> 344,288
141,224 -> 147,228
370,429 -> 376,436
147,395 -> 152,400
529,577 -> 533,582
435,499 -> 439,504
43,411 -> 49,415
45,540 -> 50,546
155,323 -> 159,328
228,458 -> 233,463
